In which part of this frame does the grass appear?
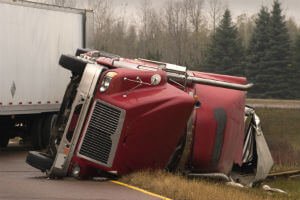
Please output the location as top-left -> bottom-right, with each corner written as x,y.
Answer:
120,99 -> 300,200
121,170 -> 295,200
247,99 -> 300,169
254,108 -> 300,169
266,178 -> 300,200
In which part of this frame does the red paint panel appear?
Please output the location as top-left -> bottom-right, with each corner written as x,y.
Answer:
71,69 -> 195,175
191,83 -> 245,174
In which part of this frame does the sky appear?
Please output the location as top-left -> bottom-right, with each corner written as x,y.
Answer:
111,0 -> 300,23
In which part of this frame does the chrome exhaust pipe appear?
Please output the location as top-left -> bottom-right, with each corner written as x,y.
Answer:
167,73 -> 253,91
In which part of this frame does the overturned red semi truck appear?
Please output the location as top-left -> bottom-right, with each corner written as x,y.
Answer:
27,49 -> 273,186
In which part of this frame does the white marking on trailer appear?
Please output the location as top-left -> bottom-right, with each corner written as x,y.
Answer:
10,81 -> 16,98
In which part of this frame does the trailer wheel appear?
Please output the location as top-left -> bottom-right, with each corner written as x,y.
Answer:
0,134 -> 9,148
41,114 -> 57,148
31,117 -> 43,150
26,151 -> 54,172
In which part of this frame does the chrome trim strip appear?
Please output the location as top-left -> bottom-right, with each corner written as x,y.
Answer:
0,104 -> 61,115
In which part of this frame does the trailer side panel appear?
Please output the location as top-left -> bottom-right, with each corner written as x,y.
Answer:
0,2 -> 84,114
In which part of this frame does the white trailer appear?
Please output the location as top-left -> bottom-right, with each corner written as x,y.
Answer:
0,0 -> 94,148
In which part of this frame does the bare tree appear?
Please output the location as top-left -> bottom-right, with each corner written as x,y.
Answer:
124,25 -> 138,57
92,0 -> 115,51
208,0 -> 223,33
137,0 -> 164,59
286,17 -> 299,44
164,0 -> 190,64
236,13 -> 255,49
185,0 -> 204,33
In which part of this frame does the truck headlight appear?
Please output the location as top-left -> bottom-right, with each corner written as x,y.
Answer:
100,72 -> 118,92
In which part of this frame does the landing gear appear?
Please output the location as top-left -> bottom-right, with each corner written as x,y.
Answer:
0,134 -> 9,148
30,114 -> 58,150
0,121 -> 10,148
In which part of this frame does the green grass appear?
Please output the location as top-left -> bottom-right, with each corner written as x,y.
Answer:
254,107 -> 300,168
255,107 -> 300,150
246,99 -> 300,168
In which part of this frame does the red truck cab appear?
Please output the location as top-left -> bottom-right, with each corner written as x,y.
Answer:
27,49 -> 273,186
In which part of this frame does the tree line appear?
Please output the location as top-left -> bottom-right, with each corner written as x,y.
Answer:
46,0 -> 300,99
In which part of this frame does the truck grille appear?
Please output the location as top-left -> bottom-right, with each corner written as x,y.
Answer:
78,101 -> 124,166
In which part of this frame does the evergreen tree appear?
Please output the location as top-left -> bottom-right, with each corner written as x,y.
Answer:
247,7 -> 271,97
291,34 -> 300,98
264,0 -> 292,99
205,9 -> 244,76
248,1 -> 292,99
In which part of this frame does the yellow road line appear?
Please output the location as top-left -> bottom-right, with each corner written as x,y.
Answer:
111,180 -> 172,200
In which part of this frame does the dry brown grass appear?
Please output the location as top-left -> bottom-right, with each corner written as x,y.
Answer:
245,99 -> 300,170
121,170 -> 286,200
120,99 -> 300,200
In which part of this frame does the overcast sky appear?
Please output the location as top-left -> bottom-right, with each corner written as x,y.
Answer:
112,0 -> 300,23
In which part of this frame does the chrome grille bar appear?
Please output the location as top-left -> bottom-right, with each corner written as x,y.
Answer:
78,100 -> 125,167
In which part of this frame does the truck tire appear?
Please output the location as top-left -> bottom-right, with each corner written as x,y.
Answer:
26,151 -> 54,172
31,117 -> 43,150
41,114 -> 57,148
0,134 -> 9,148
165,134 -> 186,172
59,54 -> 87,75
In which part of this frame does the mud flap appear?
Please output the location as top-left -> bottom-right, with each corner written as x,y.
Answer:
231,106 -> 273,186
252,108 -> 273,183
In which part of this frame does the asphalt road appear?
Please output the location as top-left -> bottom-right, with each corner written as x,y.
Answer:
0,144 -> 160,200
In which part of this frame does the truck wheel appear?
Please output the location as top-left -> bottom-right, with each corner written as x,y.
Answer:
165,134 -> 186,172
41,114 -> 57,148
31,118 -> 43,150
0,134 -> 9,148
26,151 -> 54,172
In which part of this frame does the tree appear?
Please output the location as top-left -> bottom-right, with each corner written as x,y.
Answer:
205,9 -> 244,76
248,1 -> 294,99
184,0 -> 209,69
264,0 -> 292,98
138,0 -> 163,60
185,0 -> 204,33
208,0 -> 223,34
291,34 -> 300,98
93,0 -> 115,52
124,25 -> 138,58
286,17 -> 299,44
247,6 -> 271,97
236,13 -> 255,49
163,0 -> 190,65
